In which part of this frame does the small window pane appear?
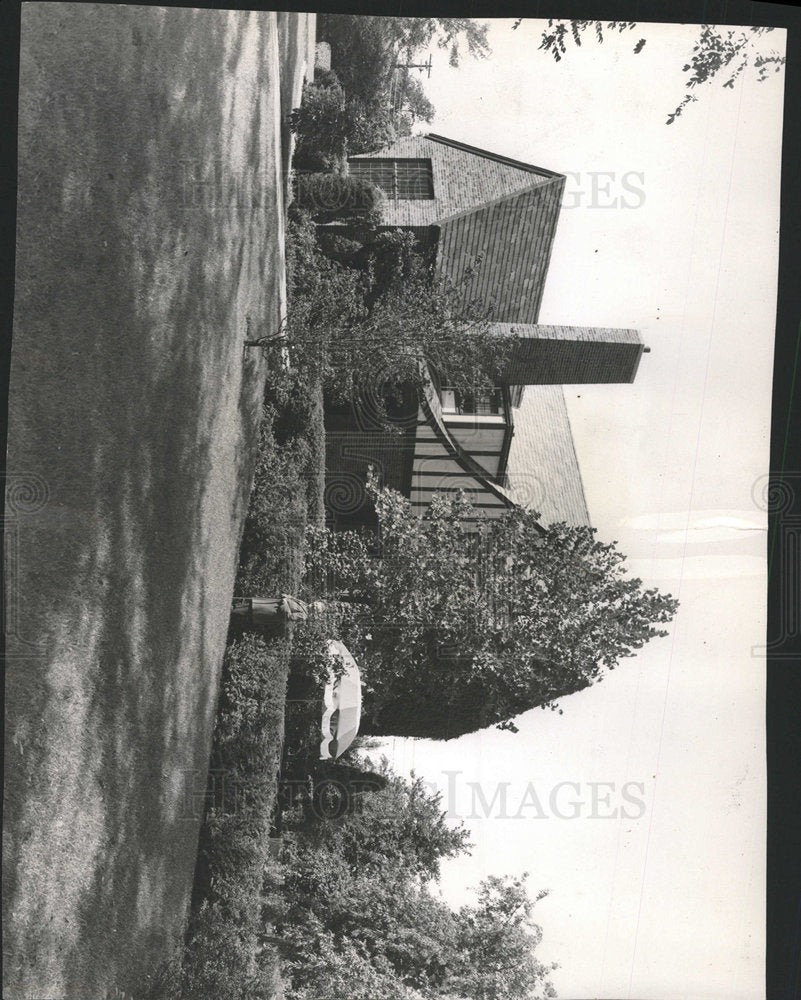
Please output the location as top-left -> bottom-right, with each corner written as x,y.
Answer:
349,159 -> 394,193
441,387 -> 503,416
348,158 -> 434,200
396,159 -> 434,199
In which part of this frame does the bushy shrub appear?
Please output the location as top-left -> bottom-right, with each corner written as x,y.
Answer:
342,96 -> 397,155
294,171 -> 385,225
289,75 -> 398,171
313,66 -> 340,89
288,79 -> 347,171
314,231 -> 363,267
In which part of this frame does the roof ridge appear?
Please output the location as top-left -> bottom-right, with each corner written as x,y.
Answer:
425,133 -> 564,178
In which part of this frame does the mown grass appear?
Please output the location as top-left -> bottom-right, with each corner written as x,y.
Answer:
5,8 -> 287,998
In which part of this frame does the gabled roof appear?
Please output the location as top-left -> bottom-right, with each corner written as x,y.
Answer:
504,386 -> 590,527
349,133 -> 565,325
437,175 -> 565,324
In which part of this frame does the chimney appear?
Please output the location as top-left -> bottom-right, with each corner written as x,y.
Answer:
494,324 -> 645,386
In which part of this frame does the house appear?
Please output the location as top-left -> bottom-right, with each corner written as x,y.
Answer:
324,133 -> 646,530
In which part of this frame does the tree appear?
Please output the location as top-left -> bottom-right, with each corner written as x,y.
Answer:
304,481 -> 679,739
448,875 -> 558,1000
289,78 -> 400,168
333,763 -> 470,882
276,755 -> 557,999
395,71 -> 437,132
277,760 -> 471,998
321,15 -> 490,85
276,215 -> 513,408
316,14 -> 489,143
385,17 -> 491,67
514,18 -> 785,123
317,15 -> 399,103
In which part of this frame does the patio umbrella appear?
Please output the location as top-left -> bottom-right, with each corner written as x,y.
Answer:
320,639 -> 362,760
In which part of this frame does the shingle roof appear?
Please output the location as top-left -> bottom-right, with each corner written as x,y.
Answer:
349,134 -> 564,322
437,177 -> 565,324
504,385 -> 590,527
425,134 -> 562,178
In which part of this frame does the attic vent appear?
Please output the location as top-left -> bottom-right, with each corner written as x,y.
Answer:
349,158 -> 434,200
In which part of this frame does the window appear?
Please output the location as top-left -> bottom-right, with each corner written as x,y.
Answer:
349,158 -> 434,200
441,387 -> 504,416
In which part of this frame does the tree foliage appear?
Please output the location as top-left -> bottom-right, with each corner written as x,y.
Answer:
384,16 -> 491,67
667,24 -> 785,123
289,77 -> 399,168
321,15 -> 490,81
514,18 -> 784,123
315,14 -> 489,148
277,758 -> 556,1000
450,875 -> 558,1000
305,480 -> 679,739
279,762 -> 465,997
282,213 -> 512,407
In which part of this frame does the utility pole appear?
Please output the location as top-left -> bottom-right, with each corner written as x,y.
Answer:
394,54 -> 433,77
390,55 -> 432,125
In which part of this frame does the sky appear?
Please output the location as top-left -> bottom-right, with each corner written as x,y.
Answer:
378,19 -> 785,1000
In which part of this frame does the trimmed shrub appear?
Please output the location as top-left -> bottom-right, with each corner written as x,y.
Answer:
235,405 -> 308,597
235,377 -> 325,596
149,635 -> 289,1000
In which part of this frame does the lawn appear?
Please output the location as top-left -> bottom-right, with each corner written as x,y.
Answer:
4,6 -> 311,998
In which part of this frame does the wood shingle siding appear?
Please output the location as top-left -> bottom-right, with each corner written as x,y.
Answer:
350,134 -> 556,224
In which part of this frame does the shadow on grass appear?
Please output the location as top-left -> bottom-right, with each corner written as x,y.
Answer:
5,6 -> 288,998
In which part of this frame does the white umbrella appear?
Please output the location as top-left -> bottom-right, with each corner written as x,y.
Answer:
320,639 -> 362,760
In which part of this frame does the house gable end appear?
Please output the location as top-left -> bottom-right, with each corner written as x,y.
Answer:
349,133 -> 562,231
